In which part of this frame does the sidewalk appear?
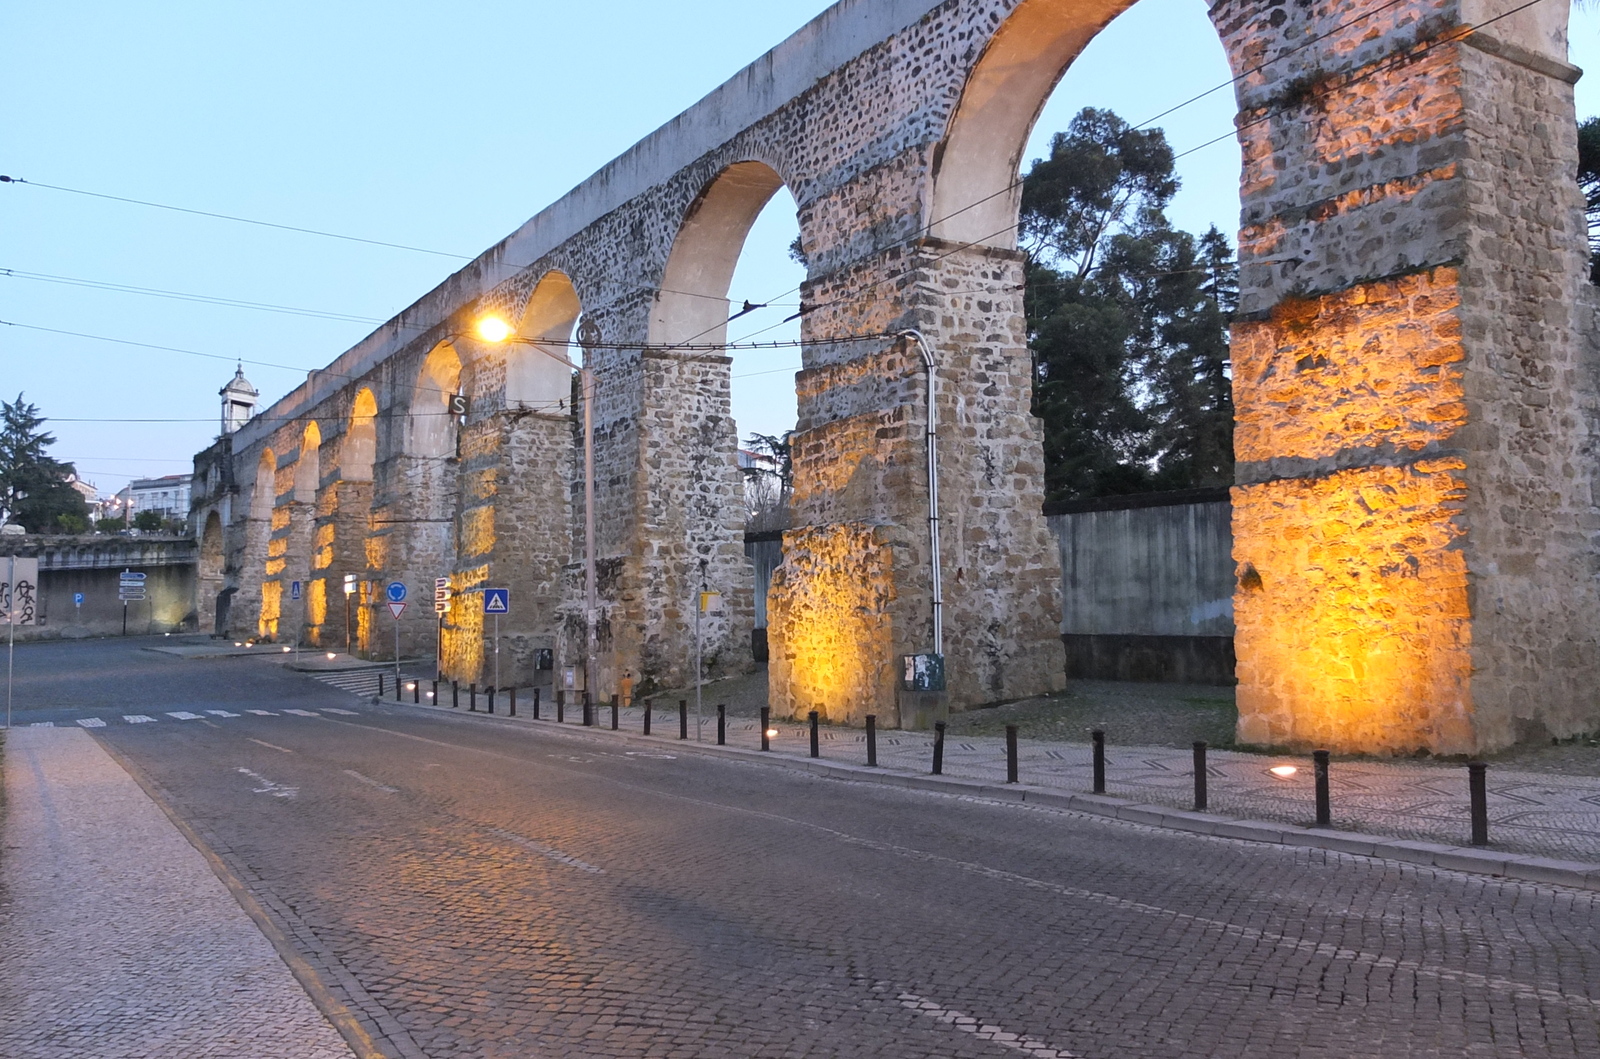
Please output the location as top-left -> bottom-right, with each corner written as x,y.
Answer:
0,728 -> 357,1059
448,698 -> 1600,864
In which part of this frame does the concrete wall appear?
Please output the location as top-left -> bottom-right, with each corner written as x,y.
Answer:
1049,490 -> 1234,686
0,536 -> 197,640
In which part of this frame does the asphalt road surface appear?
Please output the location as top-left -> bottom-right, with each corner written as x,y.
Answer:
6,638 -> 1600,1057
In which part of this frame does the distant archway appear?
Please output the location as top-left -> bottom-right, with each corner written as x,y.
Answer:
294,422 -> 322,502
509,272 -> 581,409
410,342 -> 462,458
344,388 -> 377,481
200,511 -> 224,581
252,448 -> 277,519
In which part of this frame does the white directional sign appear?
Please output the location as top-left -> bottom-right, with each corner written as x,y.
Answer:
434,577 -> 452,616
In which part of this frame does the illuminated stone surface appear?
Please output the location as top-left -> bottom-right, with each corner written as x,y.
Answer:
188,0 -> 1598,750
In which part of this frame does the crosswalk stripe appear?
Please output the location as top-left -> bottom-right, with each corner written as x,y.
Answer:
247,710 -> 278,716
206,710 -> 241,717
166,711 -> 203,720
321,708 -> 358,716
123,715 -> 156,724
30,721 -> 55,727
283,709 -> 318,717
76,718 -> 108,728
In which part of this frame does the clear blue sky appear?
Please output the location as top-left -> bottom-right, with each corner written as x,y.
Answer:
3,1 -> 1597,498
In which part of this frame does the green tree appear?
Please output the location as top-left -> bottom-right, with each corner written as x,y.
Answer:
132,510 -> 166,532
96,516 -> 127,533
0,393 -> 89,533
1022,108 -> 1237,501
1579,116 -> 1599,284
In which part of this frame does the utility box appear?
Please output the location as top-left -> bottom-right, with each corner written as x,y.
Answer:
902,652 -> 946,692
560,666 -> 585,692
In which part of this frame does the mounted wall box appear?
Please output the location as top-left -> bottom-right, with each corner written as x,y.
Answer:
902,653 -> 945,692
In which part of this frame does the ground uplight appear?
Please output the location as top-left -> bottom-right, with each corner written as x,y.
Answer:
326,652 -> 337,660
765,728 -> 779,739
1269,765 -> 1298,778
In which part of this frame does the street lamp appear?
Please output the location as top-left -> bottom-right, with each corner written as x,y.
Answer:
474,313 -> 598,705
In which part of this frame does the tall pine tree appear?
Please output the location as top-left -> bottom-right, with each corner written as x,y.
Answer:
0,394 -> 90,533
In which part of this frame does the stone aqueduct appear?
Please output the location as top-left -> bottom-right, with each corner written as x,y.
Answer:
191,0 -> 1598,754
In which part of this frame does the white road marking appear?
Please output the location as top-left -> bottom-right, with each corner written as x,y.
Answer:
247,710 -> 278,716
283,709 -> 318,717
123,715 -> 156,724
247,738 -> 294,754
166,711 -> 203,720
342,769 -> 398,793
75,718 -> 107,728
206,710 -> 241,718
624,751 -> 677,760
893,990 -> 1077,1058
29,721 -> 55,727
487,828 -> 603,874
321,708 -> 358,716
235,767 -> 297,799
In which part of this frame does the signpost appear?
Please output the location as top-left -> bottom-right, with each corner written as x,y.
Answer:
386,582 -> 407,688
693,559 -> 721,742
343,573 -> 356,652
483,589 -> 509,693
3,557 -> 39,729
119,570 -> 147,636
434,578 -> 451,682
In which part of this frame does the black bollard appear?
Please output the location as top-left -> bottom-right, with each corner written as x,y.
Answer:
932,721 -> 946,775
678,699 -> 688,740
1468,761 -> 1489,847
1092,730 -> 1106,794
395,675 -> 402,702
643,699 -> 651,735
1193,741 -> 1208,811
1313,750 -> 1332,828
469,682 -> 477,712
610,694 -> 619,731
1006,725 -> 1019,784
452,680 -> 459,709
716,704 -> 726,746
378,673 -> 384,699
509,687 -> 516,717
760,707 -> 770,751
532,687 -> 540,720
487,687 -> 496,714
866,714 -> 877,767
583,692 -> 593,728
809,711 -> 820,758
431,680 -> 438,706
413,680 -> 419,705
556,691 -> 565,724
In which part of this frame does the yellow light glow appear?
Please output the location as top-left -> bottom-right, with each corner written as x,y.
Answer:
1269,765 -> 1299,778
476,316 -> 513,343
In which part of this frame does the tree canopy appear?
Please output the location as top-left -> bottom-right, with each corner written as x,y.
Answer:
1022,108 -> 1237,502
0,393 -> 90,533
1580,116 -> 1599,284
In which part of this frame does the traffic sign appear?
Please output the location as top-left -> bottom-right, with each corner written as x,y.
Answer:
290,580 -> 302,601
483,588 -> 509,615
74,593 -> 84,607
118,589 -> 146,602
386,581 -> 407,604
388,601 -> 407,620
119,570 -> 146,582
435,577 -> 452,615
342,573 -> 357,596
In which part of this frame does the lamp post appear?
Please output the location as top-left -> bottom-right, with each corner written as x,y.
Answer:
475,313 -> 598,705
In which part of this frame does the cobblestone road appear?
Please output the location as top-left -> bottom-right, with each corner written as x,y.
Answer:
6,640 -> 1600,1057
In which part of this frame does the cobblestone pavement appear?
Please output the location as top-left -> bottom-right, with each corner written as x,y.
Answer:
0,726 -> 354,1059
7,640 -> 1600,1056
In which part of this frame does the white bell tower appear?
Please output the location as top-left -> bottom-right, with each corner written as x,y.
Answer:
220,364 -> 258,435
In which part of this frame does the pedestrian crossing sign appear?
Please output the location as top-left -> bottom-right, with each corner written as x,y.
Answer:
483,588 -> 510,614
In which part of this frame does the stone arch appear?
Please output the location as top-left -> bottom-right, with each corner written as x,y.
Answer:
252,447 -> 277,520
650,160 -> 791,346
508,272 -> 581,409
410,342 -> 462,458
294,422 -> 322,503
343,388 -> 378,481
200,511 -> 224,581
930,0 -> 1224,248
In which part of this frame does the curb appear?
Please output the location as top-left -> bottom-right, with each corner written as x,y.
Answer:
372,696 -> 1600,894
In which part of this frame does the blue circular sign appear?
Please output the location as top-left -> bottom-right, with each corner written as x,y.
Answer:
386,581 -> 407,604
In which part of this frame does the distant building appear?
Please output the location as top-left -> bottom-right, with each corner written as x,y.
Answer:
115,475 -> 194,522
66,473 -> 102,517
